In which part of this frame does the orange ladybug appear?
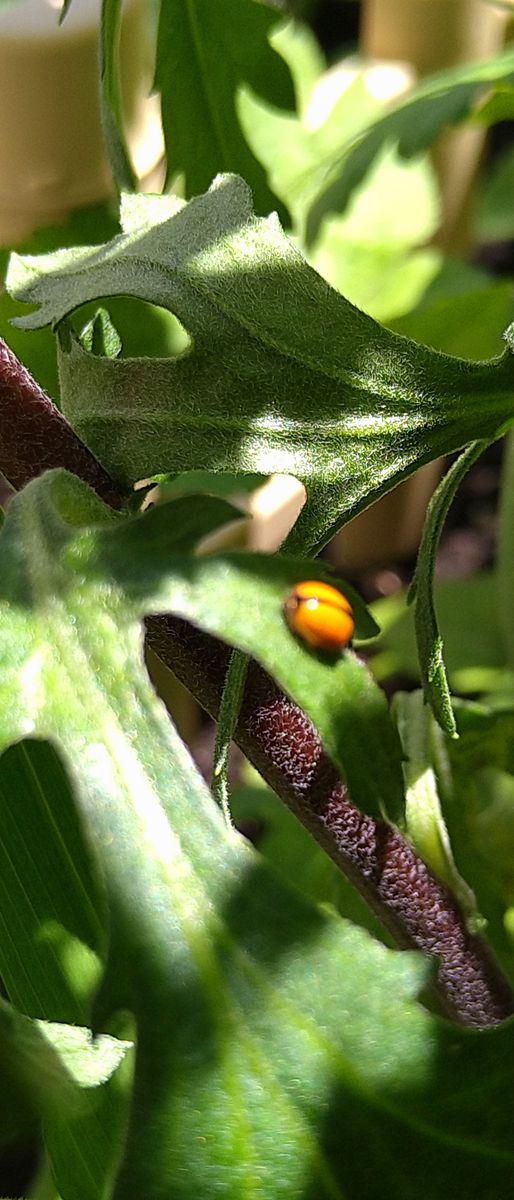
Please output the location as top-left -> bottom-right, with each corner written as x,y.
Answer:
283,580 -> 354,653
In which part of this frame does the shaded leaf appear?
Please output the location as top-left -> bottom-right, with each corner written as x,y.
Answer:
497,428 -> 514,670
391,279 -> 514,361
155,0 -> 294,217
0,736 -> 130,1200
453,699 -> 514,776
230,781 -> 391,941
100,0 -> 137,192
71,483 -> 401,822
0,739 -> 104,1024
476,143 -> 514,244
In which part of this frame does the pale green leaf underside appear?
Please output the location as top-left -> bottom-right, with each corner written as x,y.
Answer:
1,472 -> 514,1197
7,177 -> 514,556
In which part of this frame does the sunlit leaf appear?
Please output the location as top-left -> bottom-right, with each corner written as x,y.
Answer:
7,178 -> 514,557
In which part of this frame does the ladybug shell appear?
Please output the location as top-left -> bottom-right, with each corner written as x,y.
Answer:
283,580 -> 354,652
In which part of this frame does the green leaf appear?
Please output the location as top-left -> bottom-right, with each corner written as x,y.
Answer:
1,472 -> 514,1197
0,204 -> 120,399
80,307 -> 122,359
306,46 -> 514,241
0,739 -> 104,1023
238,28 -> 386,237
497,428 -> 514,670
409,442 -> 492,737
453,699 -> 514,776
0,736 -> 131,1200
148,468 -> 266,500
7,179 -> 514,556
36,1020 -> 130,1090
230,780 -> 392,943
443,703 -> 514,981
476,143 -> 514,244
371,572 -> 509,696
391,279 -> 514,361
154,0 -> 294,217
3,469 -> 388,823
100,0 -> 137,193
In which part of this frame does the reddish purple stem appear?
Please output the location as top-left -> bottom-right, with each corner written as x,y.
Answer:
2,335 -> 513,1028
0,338 -> 125,508
147,616 -> 514,1028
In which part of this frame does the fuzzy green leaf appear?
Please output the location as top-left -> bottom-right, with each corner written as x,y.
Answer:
7,178 -> 514,556
82,502 -> 400,823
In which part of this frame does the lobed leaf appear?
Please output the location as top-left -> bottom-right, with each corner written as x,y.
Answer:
7,178 -> 514,556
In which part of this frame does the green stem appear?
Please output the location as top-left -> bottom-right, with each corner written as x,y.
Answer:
211,648 -> 249,827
